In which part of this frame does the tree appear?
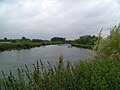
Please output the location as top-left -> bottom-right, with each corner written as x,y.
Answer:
22,36 -> 26,40
75,35 -> 98,45
21,37 -> 31,42
32,39 -> 42,42
51,37 -> 66,42
4,37 -> 7,41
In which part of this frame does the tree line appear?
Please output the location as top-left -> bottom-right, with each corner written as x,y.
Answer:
0,35 -> 98,46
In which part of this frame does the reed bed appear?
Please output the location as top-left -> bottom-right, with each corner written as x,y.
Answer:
0,56 -> 120,90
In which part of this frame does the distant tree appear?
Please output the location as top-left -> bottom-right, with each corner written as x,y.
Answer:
75,35 -> 98,45
4,37 -> 7,41
21,37 -> 31,42
51,37 -> 66,42
22,37 -> 26,40
32,39 -> 42,42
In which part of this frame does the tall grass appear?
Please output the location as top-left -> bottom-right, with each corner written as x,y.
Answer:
0,56 -> 120,90
94,25 -> 120,60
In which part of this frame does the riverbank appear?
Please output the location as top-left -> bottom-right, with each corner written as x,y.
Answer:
71,43 -> 93,49
0,42 -> 92,52
0,41 -> 65,52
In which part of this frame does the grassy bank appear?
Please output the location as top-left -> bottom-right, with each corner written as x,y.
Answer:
0,42 -> 42,51
0,42 -> 92,52
0,41 -> 65,52
71,43 -> 93,49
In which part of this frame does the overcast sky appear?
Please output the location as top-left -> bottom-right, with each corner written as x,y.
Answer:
0,0 -> 120,39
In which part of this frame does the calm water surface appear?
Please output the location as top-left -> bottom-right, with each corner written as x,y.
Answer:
0,44 -> 94,74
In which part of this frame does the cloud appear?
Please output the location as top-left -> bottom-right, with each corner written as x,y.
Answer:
0,0 -> 120,39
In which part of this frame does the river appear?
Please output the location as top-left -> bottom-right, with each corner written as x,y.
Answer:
0,44 -> 94,74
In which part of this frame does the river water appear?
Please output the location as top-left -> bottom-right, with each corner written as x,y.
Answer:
0,44 -> 94,74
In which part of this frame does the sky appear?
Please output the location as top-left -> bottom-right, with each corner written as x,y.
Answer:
0,0 -> 120,40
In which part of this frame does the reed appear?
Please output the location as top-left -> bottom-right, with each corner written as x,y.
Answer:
0,56 -> 120,90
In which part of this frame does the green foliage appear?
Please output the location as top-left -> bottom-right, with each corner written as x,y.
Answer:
21,36 -> 27,40
0,37 -> 67,51
71,35 -> 98,49
4,37 -> 7,41
0,41 -> 66,51
32,39 -> 43,42
0,57 -> 120,90
95,25 -> 120,59
75,35 -> 98,45
51,37 -> 66,42
0,42 -> 42,51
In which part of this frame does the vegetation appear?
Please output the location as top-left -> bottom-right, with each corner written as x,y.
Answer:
0,37 -> 65,51
71,35 -> 98,49
51,37 -> 66,42
0,25 -> 120,90
75,35 -> 98,45
71,43 -> 93,49
0,42 -> 42,51
0,35 -> 98,51
94,25 -> 120,60
0,57 -> 120,90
